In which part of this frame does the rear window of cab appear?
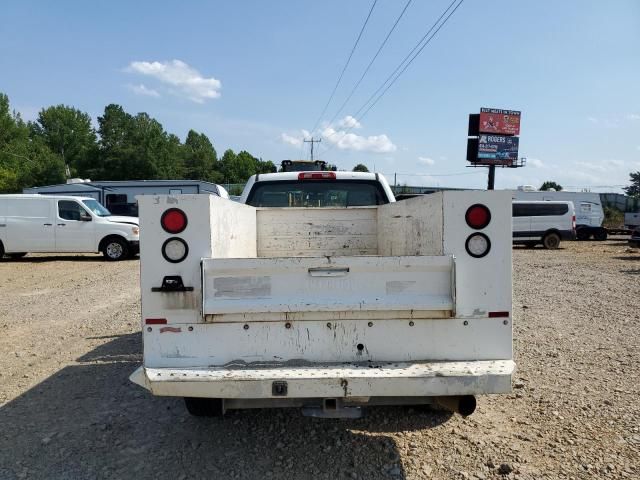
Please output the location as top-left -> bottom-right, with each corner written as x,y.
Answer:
246,180 -> 390,208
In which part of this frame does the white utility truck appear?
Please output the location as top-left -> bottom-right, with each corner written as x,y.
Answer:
0,194 -> 139,260
130,172 -> 514,418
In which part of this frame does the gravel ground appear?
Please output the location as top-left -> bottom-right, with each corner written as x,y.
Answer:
0,240 -> 638,479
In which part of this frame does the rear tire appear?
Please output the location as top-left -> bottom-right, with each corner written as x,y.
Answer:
594,230 -> 608,241
184,397 -> 225,417
576,230 -> 590,241
7,252 -> 27,259
543,232 -> 561,249
0,241 -> 4,259
101,237 -> 129,261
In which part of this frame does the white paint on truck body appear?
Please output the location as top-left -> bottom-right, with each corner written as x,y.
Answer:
132,190 -> 514,404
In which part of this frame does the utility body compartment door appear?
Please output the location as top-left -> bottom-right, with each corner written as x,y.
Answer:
202,255 -> 454,322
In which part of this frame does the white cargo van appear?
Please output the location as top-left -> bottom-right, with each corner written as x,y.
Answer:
131,172 -> 514,418
512,200 -> 575,249
0,195 -> 139,260
512,190 -> 605,240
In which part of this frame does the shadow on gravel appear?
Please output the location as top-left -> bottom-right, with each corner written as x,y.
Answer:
612,255 -> 640,261
3,255 -> 139,263
0,334 -> 451,480
620,269 -> 640,275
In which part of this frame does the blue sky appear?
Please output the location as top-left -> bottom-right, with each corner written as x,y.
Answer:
1,0 -> 639,192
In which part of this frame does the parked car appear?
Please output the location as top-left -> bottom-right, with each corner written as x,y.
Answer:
0,195 -> 139,261
629,227 -> 640,248
512,200 -> 576,249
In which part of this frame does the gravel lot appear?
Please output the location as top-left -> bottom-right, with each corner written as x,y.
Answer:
0,240 -> 638,479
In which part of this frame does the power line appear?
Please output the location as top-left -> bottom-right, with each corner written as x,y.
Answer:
320,0 -> 464,156
309,0 -> 378,135
326,0 -> 413,128
356,0 -> 465,122
384,171 -> 485,177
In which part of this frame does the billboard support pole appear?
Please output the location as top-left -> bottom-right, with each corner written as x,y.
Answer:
487,165 -> 496,190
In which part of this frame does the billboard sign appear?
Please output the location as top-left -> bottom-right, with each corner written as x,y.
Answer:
479,108 -> 521,136
475,134 -> 519,164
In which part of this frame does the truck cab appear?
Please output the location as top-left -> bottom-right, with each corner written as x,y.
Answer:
131,172 -> 514,418
239,171 -> 395,207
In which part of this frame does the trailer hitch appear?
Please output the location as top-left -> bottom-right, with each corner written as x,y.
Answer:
301,399 -> 363,419
151,276 -> 194,293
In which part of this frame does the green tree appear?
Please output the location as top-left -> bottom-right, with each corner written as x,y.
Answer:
96,105 -> 184,180
126,112 -> 165,179
256,158 -> 277,174
183,130 -> 220,182
540,181 -> 563,191
0,93 -> 65,192
31,104 -> 97,177
624,171 -> 640,197
96,104 -> 135,180
161,134 -> 186,179
352,163 -> 369,172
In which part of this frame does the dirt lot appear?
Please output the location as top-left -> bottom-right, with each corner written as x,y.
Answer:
0,240 -> 638,480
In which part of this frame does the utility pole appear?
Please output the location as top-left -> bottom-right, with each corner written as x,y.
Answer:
487,165 -> 496,190
304,137 -> 321,161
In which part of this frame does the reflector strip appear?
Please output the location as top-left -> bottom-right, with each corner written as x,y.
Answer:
160,326 -> 182,333
145,318 -> 167,325
488,311 -> 509,318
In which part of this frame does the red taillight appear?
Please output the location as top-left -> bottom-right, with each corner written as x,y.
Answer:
488,311 -> 509,318
298,172 -> 337,180
161,208 -> 188,234
145,318 -> 167,325
572,215 -> 576,230
465,204 -> 491,229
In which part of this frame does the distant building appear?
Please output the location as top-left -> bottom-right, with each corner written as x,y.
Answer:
23,179 -> 228,216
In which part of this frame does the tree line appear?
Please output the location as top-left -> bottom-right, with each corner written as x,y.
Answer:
0,93 -> 276,194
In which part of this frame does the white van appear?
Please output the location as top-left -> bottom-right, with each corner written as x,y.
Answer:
0,195 -> 139,261
512,200 -> 575,249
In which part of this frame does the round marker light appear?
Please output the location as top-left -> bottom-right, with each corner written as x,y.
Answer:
465,204 -> 491,230
465,233 -> 491,258
161,208 -> 188,234
162,237 -> 189,263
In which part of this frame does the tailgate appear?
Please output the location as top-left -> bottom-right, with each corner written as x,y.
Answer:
202,255 -> 455,322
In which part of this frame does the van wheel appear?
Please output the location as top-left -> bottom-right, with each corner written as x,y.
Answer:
576,230 -> 590,241
0,241 -> 4,259
184,397 -> 225,417
543,232 -> 561,249
102,237 -> 129,261
7,252 -> 27,259
594,230 -> 608,241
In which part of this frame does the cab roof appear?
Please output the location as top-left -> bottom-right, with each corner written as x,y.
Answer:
253,171 -> 379,182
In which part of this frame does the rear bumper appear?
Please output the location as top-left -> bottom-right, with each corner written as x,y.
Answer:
130,359 -> 515,399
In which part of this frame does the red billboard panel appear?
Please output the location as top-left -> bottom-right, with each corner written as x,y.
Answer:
479,108 -> 521,136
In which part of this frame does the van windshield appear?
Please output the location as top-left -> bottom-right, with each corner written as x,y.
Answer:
82,199 -> 111,217
246,180 -> 389,208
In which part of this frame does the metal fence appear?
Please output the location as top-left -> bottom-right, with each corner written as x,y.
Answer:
600,193 -> 640,212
